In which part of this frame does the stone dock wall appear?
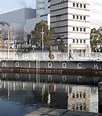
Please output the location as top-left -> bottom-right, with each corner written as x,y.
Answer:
0,60 -> 102,75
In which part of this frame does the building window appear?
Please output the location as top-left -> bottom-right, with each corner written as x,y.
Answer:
76,93 -> 79,98
80,105 -> 83,110
72,93 -> 75,98
80,39 -> 82,43
76,3 -> 79,7
76,15 -> 78,19
80,16 -> 82,20
72,105 -> 75,110
84,16 -> 86,20
76,27 -> 78,31
80,28 -> 82,31
73,39 -> 75,43
84,4 -> 86,8
83,28 -> 86,32
80,92 -> 82,98
73,3 -> 75,7
83,39 -> 86,43
73,27 -> 75,31
76,39 -> 78,43
76,105 -> 78,110
83,93 -> 86,98
73,15 -> 75,19
80,4 -> 82,8
83,104 -> 86,110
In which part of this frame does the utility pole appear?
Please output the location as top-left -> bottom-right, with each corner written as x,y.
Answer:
41,26 -> 44,50
8,30 -> 10,59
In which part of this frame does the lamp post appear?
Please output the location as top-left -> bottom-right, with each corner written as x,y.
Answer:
0,21 -> 10,59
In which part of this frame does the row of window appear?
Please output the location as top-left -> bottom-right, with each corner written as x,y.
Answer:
73,15 -> 86,20
72,92 -> 86,98
73,27 -> 86,32
37,7 -> 45,10
71,104 -> 86,111
73,39 -> 86,44
73,3 -> 86,9
37,2 -> 45,4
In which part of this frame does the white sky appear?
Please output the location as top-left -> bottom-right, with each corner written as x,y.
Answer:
90,0 -> 102,29
0,0 -> 36,13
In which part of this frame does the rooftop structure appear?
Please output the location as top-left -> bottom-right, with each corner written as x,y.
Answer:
0,8 -> 36,24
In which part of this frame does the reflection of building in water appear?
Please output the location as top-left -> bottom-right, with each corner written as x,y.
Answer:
49,91 -> 68,109
0,80 -> 94,111
68,85 -> 90,112
49,84 -> 68,109
90,86 -> 98,113
0,80 -> 68,108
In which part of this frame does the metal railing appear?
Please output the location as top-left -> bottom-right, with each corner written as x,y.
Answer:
0,51 -> 102,61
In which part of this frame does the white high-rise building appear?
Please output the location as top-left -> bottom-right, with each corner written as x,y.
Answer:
50,0 -> 91,56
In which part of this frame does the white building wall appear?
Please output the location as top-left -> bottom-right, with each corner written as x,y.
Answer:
68,21 -> 89,27
70,0 -> 90,3
50,0 -> 90,55
68,33 -> 90,39
68,0 -> 90,56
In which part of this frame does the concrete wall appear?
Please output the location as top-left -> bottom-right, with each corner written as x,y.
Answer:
0,7 -> 49,39
24,16 -> 47,34
0,8 -> 36,24
0,60 -> 102,70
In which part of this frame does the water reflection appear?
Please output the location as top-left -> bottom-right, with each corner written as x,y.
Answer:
0,79 -> 98,116
0,73 -> 102,85
68,85 -> 90,111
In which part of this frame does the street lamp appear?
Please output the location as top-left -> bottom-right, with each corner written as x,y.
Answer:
0,21 -> 10,59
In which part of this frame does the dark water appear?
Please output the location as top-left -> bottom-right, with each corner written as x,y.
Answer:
0,73 -> 100,116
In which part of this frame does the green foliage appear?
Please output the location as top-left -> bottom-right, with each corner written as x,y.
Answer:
90,27 -> 102,52
31,20 -> 55,47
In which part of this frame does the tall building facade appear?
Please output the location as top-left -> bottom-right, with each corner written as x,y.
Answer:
36,0 -> 50,17
50,0 -> 91,56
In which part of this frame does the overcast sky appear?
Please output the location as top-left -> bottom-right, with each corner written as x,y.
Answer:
90,0 -> 102,28
0,0 -> 36,13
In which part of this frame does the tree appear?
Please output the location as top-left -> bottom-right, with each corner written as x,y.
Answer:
31,20 -> 55,48
90,27 -> 102,52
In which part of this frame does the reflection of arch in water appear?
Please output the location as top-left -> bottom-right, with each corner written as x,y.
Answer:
83,92 -> 86,98
72,93 -> 75,98
71,103 -> 86,111
0,21 -> 10,27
